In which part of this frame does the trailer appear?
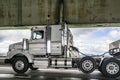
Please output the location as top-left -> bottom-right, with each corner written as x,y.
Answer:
5,23 -> 120,78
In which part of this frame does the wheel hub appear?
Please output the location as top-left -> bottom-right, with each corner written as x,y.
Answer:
15,60 -> 24,70
82,60 -> 93,71
106,62 -> 119,75
109,66 -> 114,70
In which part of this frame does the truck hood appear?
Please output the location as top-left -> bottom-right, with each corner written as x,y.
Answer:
9,42 -> 23,51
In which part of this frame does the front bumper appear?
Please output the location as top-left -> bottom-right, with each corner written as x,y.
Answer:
4,59 -> 11,64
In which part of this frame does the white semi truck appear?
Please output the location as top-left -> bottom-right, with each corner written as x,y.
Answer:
4,23 -> 120,78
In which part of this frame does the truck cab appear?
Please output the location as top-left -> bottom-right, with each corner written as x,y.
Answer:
29,25 -> 63,56
5,23 -> 78,73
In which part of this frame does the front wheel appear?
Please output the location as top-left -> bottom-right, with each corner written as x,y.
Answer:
101,58 -> 120,78
12,57 -> 29,73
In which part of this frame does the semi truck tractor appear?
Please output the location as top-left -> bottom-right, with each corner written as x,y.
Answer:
5,23 -> 120,78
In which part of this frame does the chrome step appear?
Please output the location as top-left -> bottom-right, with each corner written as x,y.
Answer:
33,58 -> 48,68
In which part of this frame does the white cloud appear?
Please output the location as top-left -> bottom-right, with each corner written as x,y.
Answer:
0,30 -> 30,55
73,37 -> 111,55
70,28 -> 115,55
0,40 -> 16,54
109,30 -> 120,38
0,30 -> 30,41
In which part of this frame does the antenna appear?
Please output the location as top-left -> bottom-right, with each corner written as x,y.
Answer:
47,15 -> 50,25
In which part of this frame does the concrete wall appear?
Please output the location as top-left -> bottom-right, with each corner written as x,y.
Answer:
0,0 -> 18,26
63,0 -> 120,24
22,0 -> 60,25
0,0 -> 59,26
0,0 -> 120,26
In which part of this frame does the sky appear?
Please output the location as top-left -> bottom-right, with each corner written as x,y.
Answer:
0,27 -> 120,56
0,30 -> 31,55
70,27 -> 120,55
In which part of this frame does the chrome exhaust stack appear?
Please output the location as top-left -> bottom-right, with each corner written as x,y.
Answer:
46,26 -> 51,56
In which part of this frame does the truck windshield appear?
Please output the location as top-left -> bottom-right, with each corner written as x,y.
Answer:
32,30 -> 44,40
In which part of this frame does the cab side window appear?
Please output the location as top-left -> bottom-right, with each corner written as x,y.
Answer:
33,30 -> 44,40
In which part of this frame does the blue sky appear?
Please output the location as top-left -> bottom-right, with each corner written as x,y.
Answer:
70,27 -> 120,55
87,27 -> 120,41
0,27 -> 120,56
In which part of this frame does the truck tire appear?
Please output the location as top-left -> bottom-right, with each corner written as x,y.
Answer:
98,58 -> 108,74
30,65 -> 38,70
101,58 -> 120,78
79,56 -> 96,73
12,57 -> 29,73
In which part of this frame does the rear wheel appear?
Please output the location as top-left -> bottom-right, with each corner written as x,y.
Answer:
79,56 -> 96,73
12,57 -> 29,73
98,58 -> 108,74
101,58 -> 120,78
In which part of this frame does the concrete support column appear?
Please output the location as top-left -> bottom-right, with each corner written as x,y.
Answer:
18,0 -> 22,25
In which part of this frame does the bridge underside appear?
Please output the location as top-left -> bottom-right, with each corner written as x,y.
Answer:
0,0 -> 120,28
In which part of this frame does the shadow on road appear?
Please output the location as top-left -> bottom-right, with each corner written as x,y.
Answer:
16,69 -> 119,80
0,67 -> 119,80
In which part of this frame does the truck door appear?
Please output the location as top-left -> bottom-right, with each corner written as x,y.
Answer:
29,28 -> 46,55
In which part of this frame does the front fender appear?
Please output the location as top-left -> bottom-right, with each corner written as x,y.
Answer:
6,50 -> 33,63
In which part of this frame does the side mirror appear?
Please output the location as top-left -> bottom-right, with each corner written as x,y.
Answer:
22,38 -> 29,50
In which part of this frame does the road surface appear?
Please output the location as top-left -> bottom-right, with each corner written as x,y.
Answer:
0,65 -> 119,80
0,57 -> 119,80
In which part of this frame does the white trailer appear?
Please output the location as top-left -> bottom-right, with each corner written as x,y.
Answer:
5,23 -> 120,78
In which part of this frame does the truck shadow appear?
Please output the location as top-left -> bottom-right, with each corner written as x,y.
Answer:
14,69 -> 120,80
0,66 -> 119,80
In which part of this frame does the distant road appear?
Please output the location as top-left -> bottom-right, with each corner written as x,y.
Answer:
0,56 -> 6,64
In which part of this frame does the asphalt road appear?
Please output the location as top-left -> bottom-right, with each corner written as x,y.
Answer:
0,65 -> 119,80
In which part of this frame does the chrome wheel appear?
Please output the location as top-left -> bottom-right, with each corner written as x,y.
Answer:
101,58 -> 120,78
15,60 -> 25,70
79,57 -> 96,73
12,57 -> 29,73
106,62 -> 119,75
82,60 -> 93,71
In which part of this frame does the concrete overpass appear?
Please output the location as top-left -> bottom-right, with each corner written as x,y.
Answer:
0,0 -> 120,27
